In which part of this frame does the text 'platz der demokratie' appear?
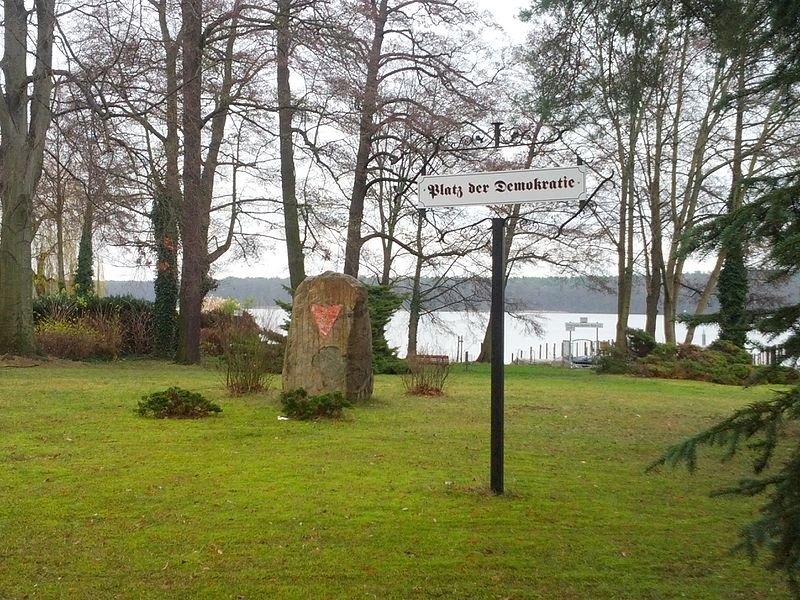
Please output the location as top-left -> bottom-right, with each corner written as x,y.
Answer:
418,166 -> 586,208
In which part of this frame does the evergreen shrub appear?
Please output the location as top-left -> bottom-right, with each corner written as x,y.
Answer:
280,388 -> 351,420
366,285 -> 406,374
136,387 -> 221,419
261,329 -> 287,373
627,328 -> 657,357
594,350 -> 630,374
636,343 -> 753,385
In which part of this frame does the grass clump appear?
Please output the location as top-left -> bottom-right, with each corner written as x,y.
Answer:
280,388 -> 351,420
136,386 -> 222,419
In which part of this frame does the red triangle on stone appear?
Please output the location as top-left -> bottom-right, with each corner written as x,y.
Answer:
311,303 -> 342,337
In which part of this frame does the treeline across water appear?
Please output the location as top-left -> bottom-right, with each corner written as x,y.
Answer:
103,272 -> 799,316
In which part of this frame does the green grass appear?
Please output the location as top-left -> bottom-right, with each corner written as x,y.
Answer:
0,361 -> 788,599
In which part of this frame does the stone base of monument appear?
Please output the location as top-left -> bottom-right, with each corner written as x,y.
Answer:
282,272 -> 373,402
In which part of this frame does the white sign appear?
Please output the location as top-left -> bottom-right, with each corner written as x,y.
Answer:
565,321 -> 604,329
418,166 -> 586,208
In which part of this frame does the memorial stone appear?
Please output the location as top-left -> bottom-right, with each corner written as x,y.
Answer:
282,272 -> 373,401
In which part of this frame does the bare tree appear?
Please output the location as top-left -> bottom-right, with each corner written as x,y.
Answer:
310,0 -> 497,278
62,0 -> 276,362
0,0 -> 56,355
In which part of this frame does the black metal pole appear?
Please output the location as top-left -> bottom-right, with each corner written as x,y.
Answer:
492,122 -> 503,149
491,217 -> 505,494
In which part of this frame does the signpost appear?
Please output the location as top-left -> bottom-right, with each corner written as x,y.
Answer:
565,317 -> 604,364
419,166 -> 587,495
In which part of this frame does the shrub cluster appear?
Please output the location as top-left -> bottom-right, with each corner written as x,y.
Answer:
199,307 -> 284,395
35,319 -> 104,359
280,388 -> 351,420
597,332 -> 799,386
33,293 -> 154,358
636,340 -> 755,385
136,387 -> 222,419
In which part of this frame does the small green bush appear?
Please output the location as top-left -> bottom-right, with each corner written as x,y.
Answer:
635,342 -> 759,385
747,365 -> 800,385
708,339 -> 752,364
594,350 -> 630,374
136,387 -> 222,419
626,328 -> 657,358
280,388 -> 351,420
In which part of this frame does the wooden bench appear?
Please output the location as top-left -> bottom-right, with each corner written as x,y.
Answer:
412,354 -> 450,365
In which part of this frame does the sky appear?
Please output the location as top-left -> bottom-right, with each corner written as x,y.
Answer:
99,0 -> 535,282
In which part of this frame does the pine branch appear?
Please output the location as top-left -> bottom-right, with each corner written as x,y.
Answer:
649,386 -> 800,475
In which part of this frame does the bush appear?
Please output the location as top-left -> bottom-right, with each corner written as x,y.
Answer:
223,332 -> 274,395
35,319 -> 99,359
33,292 -> 80,322
200,309 -> 261,356
82,312 -> 124,359
627,328 -> 657,358
636,342 -> 757,385
401,356 -> 449,395
366,285 -> 405,374
280,388 -> 351,420
33,293 -> 154,356
708,339 -> 752,364
594,350 -> 630,374
136,387 -> 222,419
261,329 -> 287,373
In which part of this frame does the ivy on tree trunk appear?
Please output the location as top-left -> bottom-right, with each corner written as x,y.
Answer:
152,193 -> 179,356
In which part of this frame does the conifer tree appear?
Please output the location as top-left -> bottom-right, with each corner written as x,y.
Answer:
655,137 -> 800,599
654,0 -> 800,594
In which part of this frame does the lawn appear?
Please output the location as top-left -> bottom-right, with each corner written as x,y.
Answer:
0,360 -> 788,599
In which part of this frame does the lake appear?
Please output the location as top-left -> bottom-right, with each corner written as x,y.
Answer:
251,308 -> 720,362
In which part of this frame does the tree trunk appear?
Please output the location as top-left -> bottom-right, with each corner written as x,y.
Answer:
0,0 -> 55,355
645,104 -> 666,337
406,210 -> 425,357
153,191 -> 180,356
176,0 -> 205,364
343,0 -> 388,278
615,164 -> 635,348
718,53 -> 748,348
277,0 -> 306,290
153,0 -> 182,358
0,183 -> 36,354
